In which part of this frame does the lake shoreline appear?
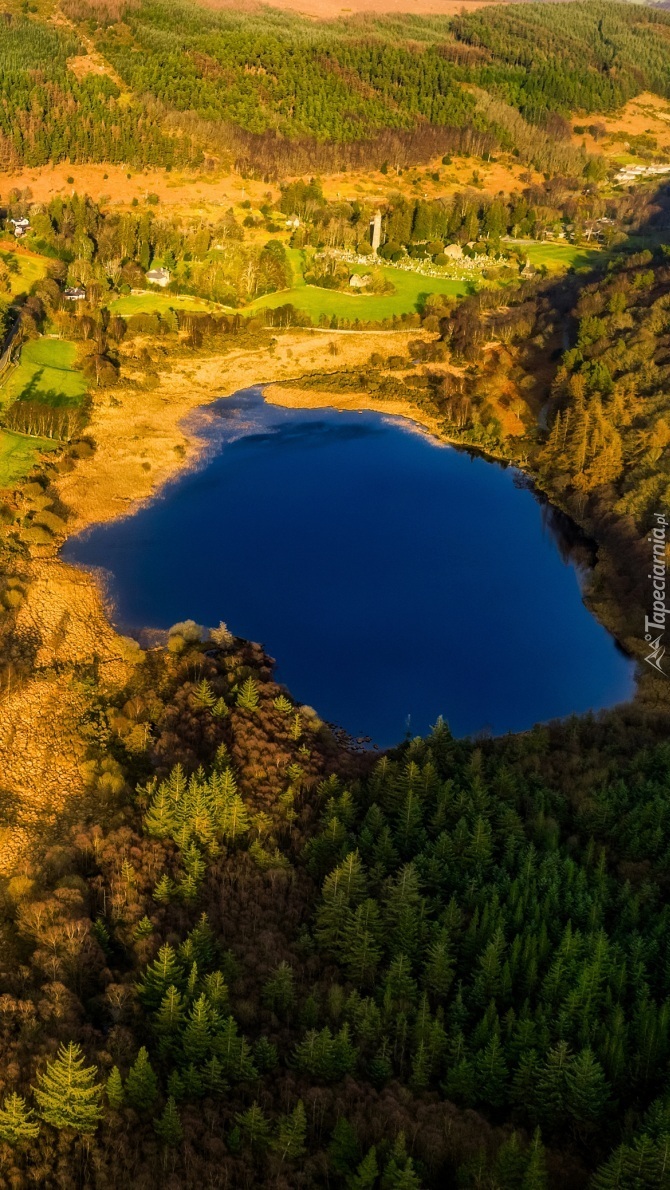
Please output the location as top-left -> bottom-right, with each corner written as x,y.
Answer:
0,330 -> 641,871
64,387 -> 635,746
52,333 -> 641,677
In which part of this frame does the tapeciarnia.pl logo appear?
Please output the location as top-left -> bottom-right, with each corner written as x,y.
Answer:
645,512 -> 668,675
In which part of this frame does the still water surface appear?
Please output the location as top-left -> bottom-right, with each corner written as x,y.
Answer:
63,388 -> 635,746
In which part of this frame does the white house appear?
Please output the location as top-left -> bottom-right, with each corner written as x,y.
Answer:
285,215 -> 300,230
146,267 -> 170,288
10,217 -> 30,238
349,274 -> 371,289
64,286 -> 86,301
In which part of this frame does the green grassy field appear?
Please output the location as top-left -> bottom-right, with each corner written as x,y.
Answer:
250,264 -> 472,322
0,243 -> 48,295
110,292 -> 228,316
109,262 -> 471,323
286,247 -> 308,287
0,429 -> 57,487
521,241 -> 602,272
1,339 -> 87,408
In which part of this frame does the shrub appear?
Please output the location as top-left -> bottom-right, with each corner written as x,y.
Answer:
69,441 -> 94,459
21,525 -> 53,545
33,511 -> 67,534
168,620 -> 203,644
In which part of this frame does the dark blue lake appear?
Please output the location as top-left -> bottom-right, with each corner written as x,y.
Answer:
63,387 -> 635,746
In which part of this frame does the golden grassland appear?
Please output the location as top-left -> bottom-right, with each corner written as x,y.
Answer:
0,152 -> 540,217
264,382 -> 446,435
571,91 -> 670,160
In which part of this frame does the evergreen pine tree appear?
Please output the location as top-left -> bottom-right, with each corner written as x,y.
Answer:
235,1102 -> 271,1152
182,994 -> 215,1065
203,970 -> 229,1011
166,1069 -> 185,1101
347,1146 -> 379,1190
521,1128 -> 548,1190
124,1047 -> 159,1111
474,1034 -> 509,1108
217,1016 -> 257,1082
202,1055 -> 227,1096
237,677 -> 259,711
342,900 -> 382,987
105,1067 -> 124,1110
565,1047 -> 610,1133
223,794 -> 250,844
382,1133 -> 423,1189
272,1099 -> 307,1162
422,929 -> 454,1001
409,1041 -> 431,1092
154,1096 -> 183,1146
536,1041 -> 572,1124
368,1042 -> 394,1087
0,1093 -> 40,1144
192,678 -> 216,709
263,961 -> 295,1017
153,873 -> 175,904
145,785 -> 178,839
137,944 -> 184,1010
495,1131 -> 527,1185
154,985 -> 185,1042
254,1036 -> 279,1073
33,1042 -> 103,1133
180,915 -> 217,970
384,1163 -> 423,1190
328,1116 -> 360,1176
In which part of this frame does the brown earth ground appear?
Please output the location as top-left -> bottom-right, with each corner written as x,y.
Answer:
0,328 -> 448,875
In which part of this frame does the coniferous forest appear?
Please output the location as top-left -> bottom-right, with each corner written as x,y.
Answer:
3,1 -> 670,169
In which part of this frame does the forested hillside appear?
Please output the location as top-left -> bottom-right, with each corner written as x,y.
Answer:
432,202 -> 670,659
86,0 -> 670,141
0,623 -> 669,1188
3,0 -> 670,170
0,16 -> 202,169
